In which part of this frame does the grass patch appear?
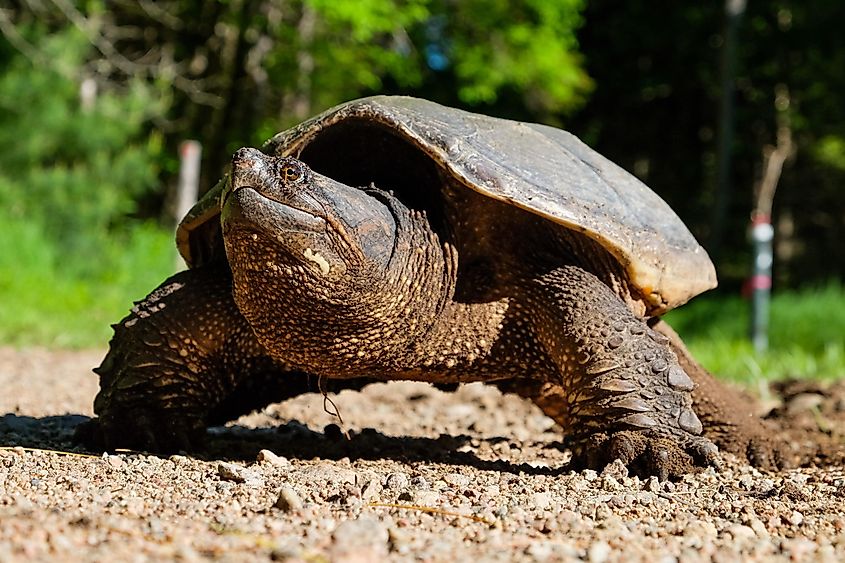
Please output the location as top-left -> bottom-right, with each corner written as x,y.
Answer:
665,283 -> 845,383
0,215 -> 175,348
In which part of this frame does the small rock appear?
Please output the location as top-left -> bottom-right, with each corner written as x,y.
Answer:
385,472 -> 409,490
786,393 -> 825,415
601,459 -> 628,481
361,479 -> 382,501
646,476 -> 660,493
601,476 -> 623,492
783,538 -> 816,560
413,490 -> 441,506
217,461 -> 262,486
331,517 -> 389,561
725,524 -> 756,542
748,516 -> 769,538
780,480 -> 808,501
105,454 -> 124,469
387,526 -> 411,553
410,475 -> 428,489
588,540 -> 611,563
789,511 -> 804,526
583,469 -> 599,482
256,449 -> 290,466
532,492 -> 552,511
444,473 -> 471,488
787,473 -> 809,486
275,485 -> 303,512
525,541 -> 553,560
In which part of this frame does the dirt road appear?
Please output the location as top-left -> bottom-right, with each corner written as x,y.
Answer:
1,346 -> 844,561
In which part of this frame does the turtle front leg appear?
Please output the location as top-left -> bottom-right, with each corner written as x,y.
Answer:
650,319 -> 784,470
79,265 -> 369,453
520,265 -> 718,478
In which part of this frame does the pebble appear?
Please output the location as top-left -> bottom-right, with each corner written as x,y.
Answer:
275,486 -> 304,512
331,517 -> 389,561
412,490 -> 441,506
444,473 -> 471,488
385,472 -> 409,490
256,449 -> 290,466
601,458 -> 628,481
583,469 -> 599,482
588,540 -> 611,563
725,524 -> 756,542
360,478 -> 383,501
216,462 -> 263,487
532,492 -> 552,511
601,475 -> 623,492
105,455 -> 124,469
786,393 -> 825,415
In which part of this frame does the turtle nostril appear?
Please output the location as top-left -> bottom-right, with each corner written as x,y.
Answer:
232,147 -> 265,170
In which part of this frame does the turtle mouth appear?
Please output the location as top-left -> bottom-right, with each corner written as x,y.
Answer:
222,185 -> 327,235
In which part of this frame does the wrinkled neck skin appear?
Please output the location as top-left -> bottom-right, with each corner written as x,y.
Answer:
225,192 -> 458,378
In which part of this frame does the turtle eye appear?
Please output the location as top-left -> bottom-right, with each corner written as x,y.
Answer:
278,160 -> 305,184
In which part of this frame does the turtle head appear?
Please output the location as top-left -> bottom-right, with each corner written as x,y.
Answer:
220,147 -> 451,369
221,148 -> 397,282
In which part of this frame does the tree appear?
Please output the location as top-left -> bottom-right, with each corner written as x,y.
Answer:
569,0 -> 845,287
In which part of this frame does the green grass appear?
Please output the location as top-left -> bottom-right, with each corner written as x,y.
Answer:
0,216 -> 175,348
665,283 -> 845,383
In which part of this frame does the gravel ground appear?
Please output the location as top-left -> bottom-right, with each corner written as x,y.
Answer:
1,346 -> 844,562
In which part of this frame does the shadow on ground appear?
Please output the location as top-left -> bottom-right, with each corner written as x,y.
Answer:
0,412 -> 564,476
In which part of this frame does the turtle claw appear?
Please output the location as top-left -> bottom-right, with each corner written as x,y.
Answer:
75,409 -> 204,454
574,430 -> 720,480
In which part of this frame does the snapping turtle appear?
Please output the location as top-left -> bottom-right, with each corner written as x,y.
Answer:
85,96 -> 777,476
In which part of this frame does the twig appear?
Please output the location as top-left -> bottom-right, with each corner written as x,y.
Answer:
0,446 -> 99,459
319,374 -> 351,440
367,502 -> 496,526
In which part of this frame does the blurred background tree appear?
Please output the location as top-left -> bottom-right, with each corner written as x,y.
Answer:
0,0 -> 842,378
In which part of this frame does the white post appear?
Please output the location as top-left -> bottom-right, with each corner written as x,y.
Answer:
175,140 -> 202,268
176,140 -> 202,224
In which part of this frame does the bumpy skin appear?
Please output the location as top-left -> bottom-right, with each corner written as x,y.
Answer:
650,320 -> 784,470
81,265 -> 375,452
82,149 -> 768,478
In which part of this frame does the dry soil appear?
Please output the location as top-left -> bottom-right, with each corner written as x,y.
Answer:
1,346 -> 844,562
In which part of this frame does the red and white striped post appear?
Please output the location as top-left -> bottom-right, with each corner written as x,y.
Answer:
749,213 -> 774,353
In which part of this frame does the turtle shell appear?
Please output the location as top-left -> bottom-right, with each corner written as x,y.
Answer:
177,96 -> 716,314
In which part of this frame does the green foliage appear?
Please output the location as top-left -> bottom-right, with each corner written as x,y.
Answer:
255,0 -> 590,140
0,215 -> 173,348
441,0 -> 590,113
0,28 -> 166,272
813,135 -> 845,171
0,26 -> 174,347
666,284 -> 845,383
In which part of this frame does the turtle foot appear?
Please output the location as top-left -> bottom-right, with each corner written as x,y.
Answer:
75,409 -> 205,454
572,430 -> 720,480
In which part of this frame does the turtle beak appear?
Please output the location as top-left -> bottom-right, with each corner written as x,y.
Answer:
221,147 -> 271,210
221,148 -> 326,235
231,147 -> 274,193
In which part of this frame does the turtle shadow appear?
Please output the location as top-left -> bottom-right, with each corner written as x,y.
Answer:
0,412 -> 566,476
0,413 -> 90,452
203,421 -> 565,476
